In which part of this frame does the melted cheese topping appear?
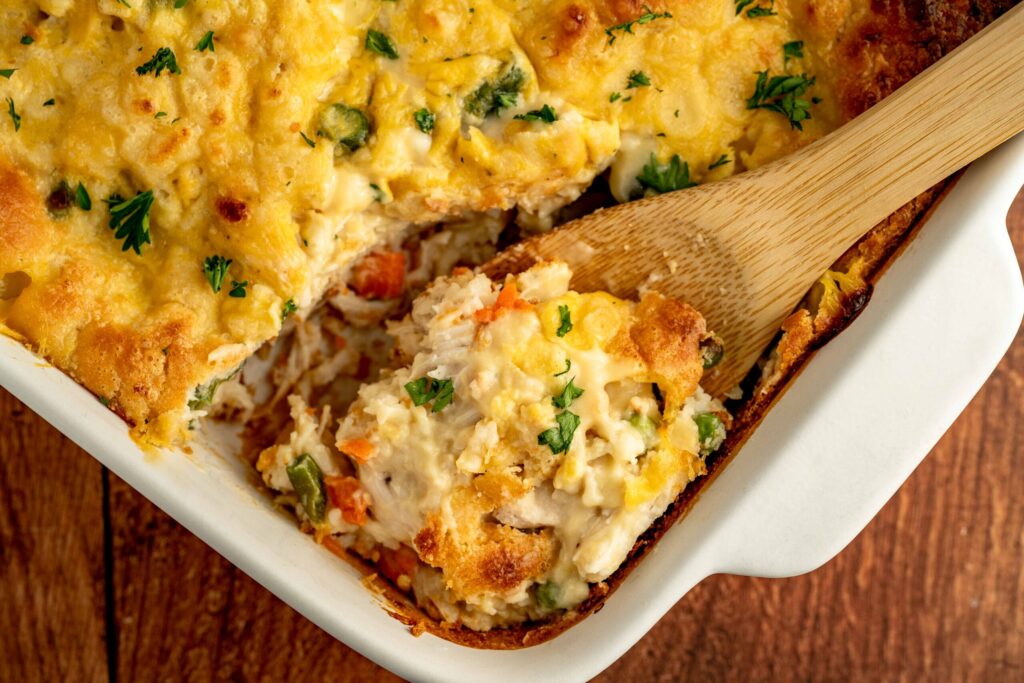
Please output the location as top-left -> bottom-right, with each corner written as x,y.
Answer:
0,0 -> 834,443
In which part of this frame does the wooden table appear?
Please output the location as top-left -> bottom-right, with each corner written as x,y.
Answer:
2,193 -> 1022,682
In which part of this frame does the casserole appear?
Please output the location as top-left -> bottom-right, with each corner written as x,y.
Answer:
2,134 -> 1020,681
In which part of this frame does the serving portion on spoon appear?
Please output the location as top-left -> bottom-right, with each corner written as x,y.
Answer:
485,3 -> 1024,395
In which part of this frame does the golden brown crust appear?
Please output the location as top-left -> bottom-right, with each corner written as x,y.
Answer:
626,291 -> 706,411
413,487 -> 555,599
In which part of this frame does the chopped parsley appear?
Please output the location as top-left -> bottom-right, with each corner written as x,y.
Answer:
155,111 -> 167,119
75,183 -> 92,211
136,48 -> 181,77
746,70 -> 817,130
175,0 -> 188,7
414,107 -> 435,134
105,191 -> 154,254
783,40 -> 804,63
300,131 -> 316,148
195,31 -> 215,53
6,98 -> 20,132
556,305 -> 572,337
203,255 -> 232,293
552,378 -> 584,409
365,30 -> 399,59
735,0 -> 776,16
538,410 -> 580,455
708,154 -> 730,170
626,70 -> 650,89
554,359 -> 572,376
637,153 -> 696,194
464,66 -> 525,118
43,99 -> 55,106
116,0 -> 131,6
609,92 -> 622,103
514,104 -> 557,123
20,35 -> 34,45
281,298 -> 298,322
404,376 -> 455,413
0,69 -> 16,79
228,280 -> 248,298
370,183 -> 386,202
605,7 -> 673,45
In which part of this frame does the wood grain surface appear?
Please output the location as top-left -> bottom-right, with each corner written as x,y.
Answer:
1,191 -> 1021,682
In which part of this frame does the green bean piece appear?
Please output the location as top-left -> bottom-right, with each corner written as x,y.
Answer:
286,453 -> 326,523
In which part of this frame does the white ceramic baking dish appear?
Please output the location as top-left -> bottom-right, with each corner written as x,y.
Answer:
2,134 -> 1022,682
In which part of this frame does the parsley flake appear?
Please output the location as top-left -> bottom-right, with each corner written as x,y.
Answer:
552,378 -> 584,409
300,131 -> 316,148
404,376 -> 455,413
20,35 -> 34,45
105,191 -> 154,254
609,92 -> 622,103
637,153 -> 696,194
366,30 -> 399,59
43,98 -> 55,106
195,31 -> 215,53
538,410 -> 580,455
556,305 -> 572,337
203,255 -> 232,293
465,66 -> 525,118
554,359 -> 572,377
605,7 -> 673,45
0,69 -> 16,79
783,40 -> 804,63
514,104 -> 557,123
746,70 -> 817,130
136,48 -> 181,77
708,154 -> 730,170
75,183 -> 92,211
626,70 -> 650,89
6,98 -> 20,132
414,107 -> 435,134
281,298 -> 298,322
228,280 -> 248,298
735,0 -> 776,15
175,0 -> 188,7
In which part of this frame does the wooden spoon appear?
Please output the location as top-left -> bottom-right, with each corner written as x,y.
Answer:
484,4 -> 1024,396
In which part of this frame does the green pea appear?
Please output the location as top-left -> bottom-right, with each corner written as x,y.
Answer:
536,581 -> 560,610
286,453 -> 326,523
627,412 -> 659,448
693,412 -> 726,456
318,104 -> 370,154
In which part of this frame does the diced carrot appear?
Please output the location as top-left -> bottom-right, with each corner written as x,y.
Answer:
324,475 -> 371,526
337,437 -> 374,463
351,250 -> 406,300
473,279 -> 532,324
376,545 -> 420,584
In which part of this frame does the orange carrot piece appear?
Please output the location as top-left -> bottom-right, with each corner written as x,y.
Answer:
324,475 -> 371,526
337,437 -> 374,463
351,251 -> 406,300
